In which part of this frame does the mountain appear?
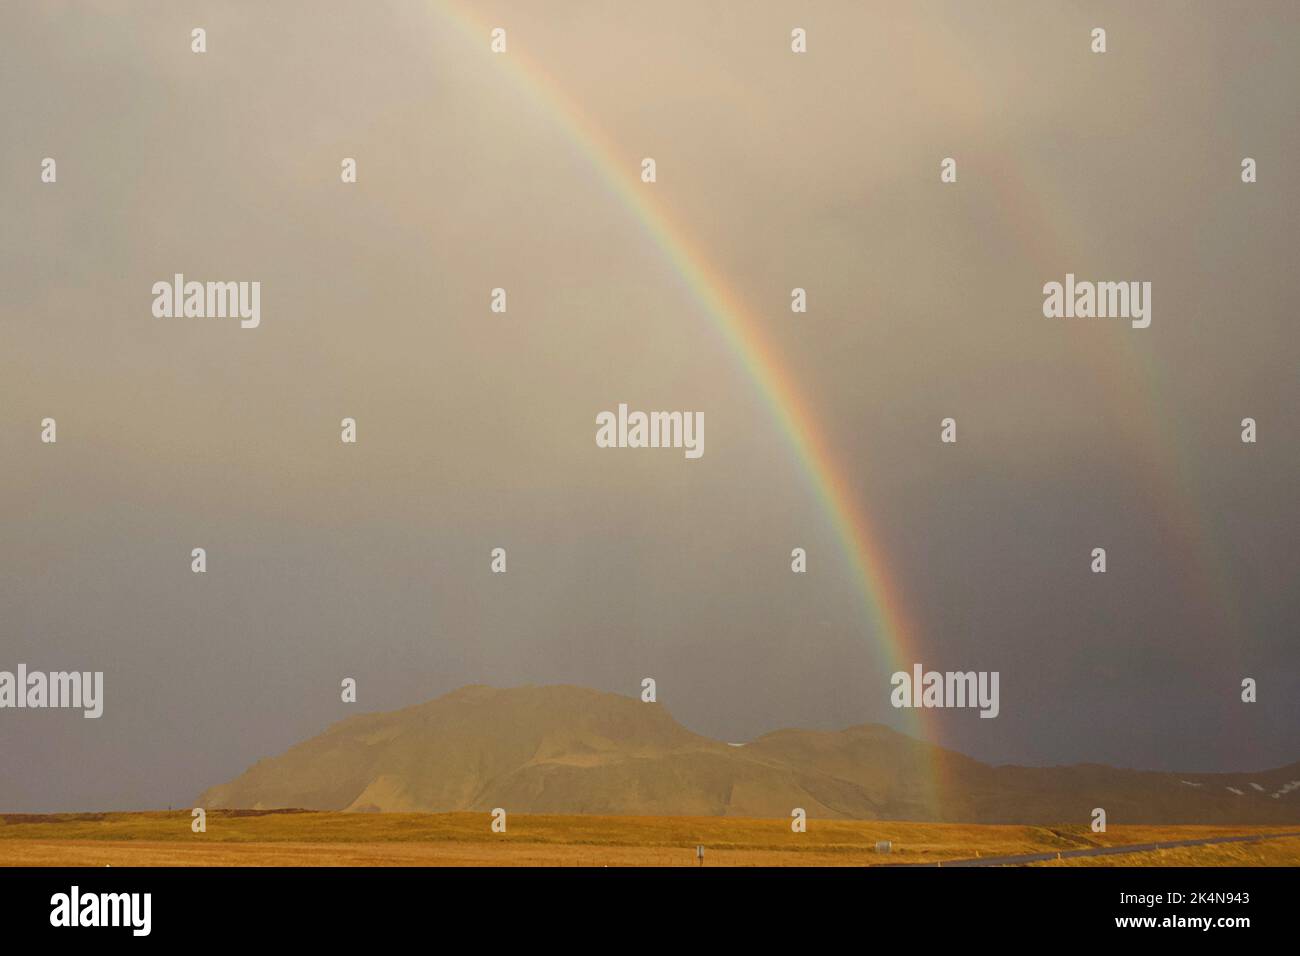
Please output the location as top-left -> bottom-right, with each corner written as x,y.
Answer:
199,684 -> 1300,824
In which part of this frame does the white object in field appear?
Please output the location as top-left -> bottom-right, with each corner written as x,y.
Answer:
875,840 -> 892,854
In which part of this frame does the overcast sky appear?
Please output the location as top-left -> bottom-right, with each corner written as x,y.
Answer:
1,1 -> 1296,811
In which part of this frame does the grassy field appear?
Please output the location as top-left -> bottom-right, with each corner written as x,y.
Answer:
2,810 -> 1297,866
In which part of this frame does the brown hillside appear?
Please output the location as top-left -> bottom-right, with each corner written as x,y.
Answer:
199,685 -> 1300,825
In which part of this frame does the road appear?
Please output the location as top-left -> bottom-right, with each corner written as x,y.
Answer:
913,831 -> 1300,867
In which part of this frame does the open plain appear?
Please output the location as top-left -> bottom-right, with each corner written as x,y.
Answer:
2,810 -> 1296,867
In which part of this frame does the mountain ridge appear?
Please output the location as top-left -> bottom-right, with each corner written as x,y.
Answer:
199,684 -> 1300,824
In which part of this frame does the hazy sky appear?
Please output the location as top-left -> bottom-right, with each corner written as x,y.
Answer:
1,1 -> 1296,811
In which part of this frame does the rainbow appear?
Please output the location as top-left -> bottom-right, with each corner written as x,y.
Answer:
912,7 -> 1242,671
432,4 -> 946,805
419,5 -> 1256,803
990,150 -> 1245,657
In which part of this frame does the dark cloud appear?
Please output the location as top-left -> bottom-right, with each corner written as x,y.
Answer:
0,1 -> 1295,810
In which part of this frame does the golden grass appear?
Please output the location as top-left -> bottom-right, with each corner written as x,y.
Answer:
1,811 -> 1295,867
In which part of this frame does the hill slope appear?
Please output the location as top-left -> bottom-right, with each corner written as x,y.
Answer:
199,685 -> 1300,824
